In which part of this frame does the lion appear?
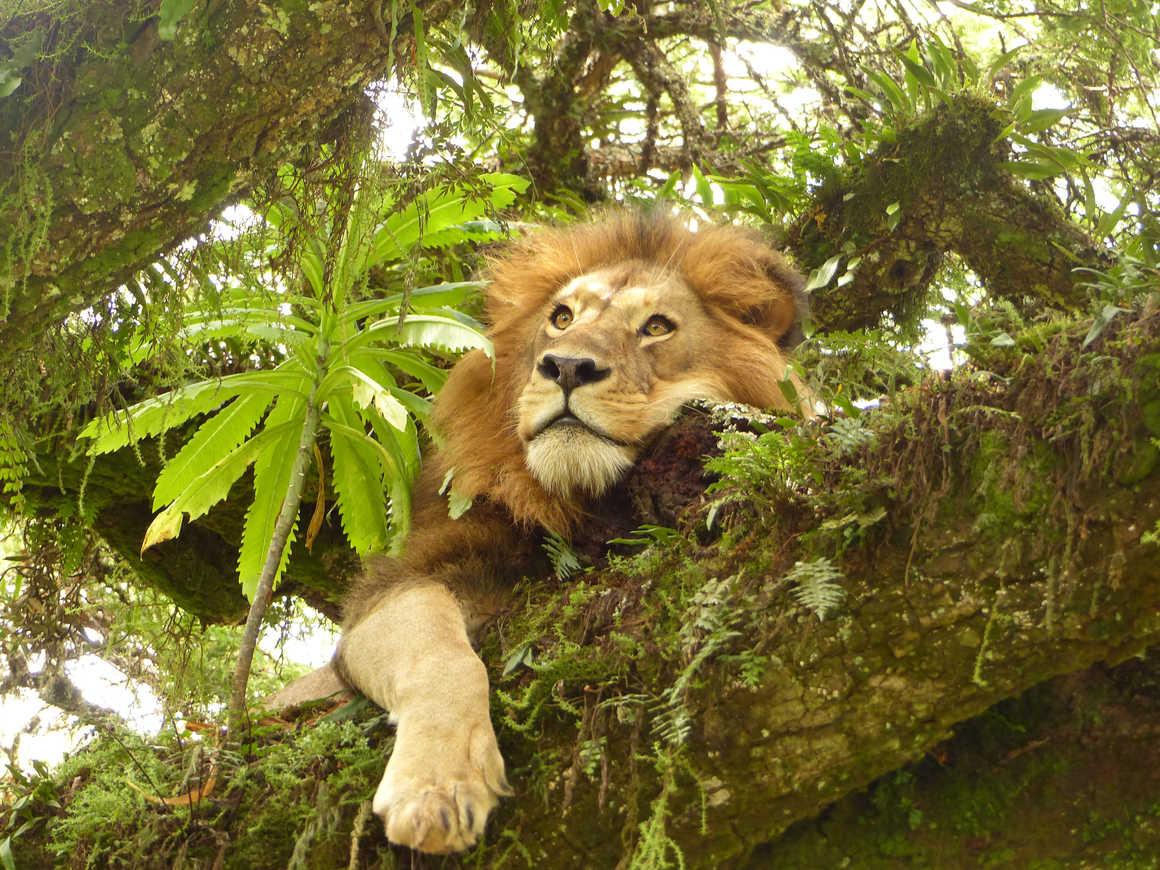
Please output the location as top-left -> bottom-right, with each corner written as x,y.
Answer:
281,212 -> 806,854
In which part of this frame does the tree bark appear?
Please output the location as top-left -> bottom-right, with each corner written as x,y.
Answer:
0,0 -> 454,369
786,95 -> 1112,333
11,282 -> 1154,870
456,306 -> 1160,865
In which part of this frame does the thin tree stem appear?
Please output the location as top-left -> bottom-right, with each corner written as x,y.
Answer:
227,381 -> 323,738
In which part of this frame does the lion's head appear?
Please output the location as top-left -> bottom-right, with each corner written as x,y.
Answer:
433,212 -> 806,532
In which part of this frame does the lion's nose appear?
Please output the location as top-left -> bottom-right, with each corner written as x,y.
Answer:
537,354 -> 610,392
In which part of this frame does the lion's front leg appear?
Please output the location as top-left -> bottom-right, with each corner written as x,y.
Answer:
337,583 -> 512,854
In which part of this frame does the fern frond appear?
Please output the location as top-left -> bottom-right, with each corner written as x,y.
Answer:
543,531 -> 581,580
827,415 -> 875,455
785,557 -> 846,620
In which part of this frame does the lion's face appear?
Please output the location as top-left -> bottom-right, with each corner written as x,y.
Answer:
432,213 -> 805,532
515,262 -> 731,497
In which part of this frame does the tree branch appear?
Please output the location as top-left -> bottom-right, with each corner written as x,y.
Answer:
0,0 -> 454,370
785,94 -> 1113,332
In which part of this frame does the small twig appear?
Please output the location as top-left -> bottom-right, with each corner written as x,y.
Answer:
227,379 -> 322,737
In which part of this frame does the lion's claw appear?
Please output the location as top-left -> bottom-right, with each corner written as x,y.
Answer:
373,716 -> 511,853
376,781 -> 497,853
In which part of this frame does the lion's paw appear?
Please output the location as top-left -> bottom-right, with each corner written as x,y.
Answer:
373,716 -> 512,854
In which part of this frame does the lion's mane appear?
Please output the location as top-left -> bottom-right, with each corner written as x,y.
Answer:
431,212 -> 805,534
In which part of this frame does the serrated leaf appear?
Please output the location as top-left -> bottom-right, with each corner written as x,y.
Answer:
141,421 -> 298,553
80,369 -> 310,455
345,368 -> 410,431
237,395 -> 308,600
346,314 -> 493,357
340,281 -> 486,325
368,173 -> 529,266
152,391 -> 273,509
359,348 -> 448,394
141,506 -> 185,553
325,407 -> 414,553
326,396 -> 391,556
181,307 -> 318,334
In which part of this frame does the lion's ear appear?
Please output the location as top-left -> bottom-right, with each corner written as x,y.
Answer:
738,257 -> 809,350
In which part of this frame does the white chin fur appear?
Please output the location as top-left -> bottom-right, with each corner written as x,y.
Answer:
525,426 -> 634,497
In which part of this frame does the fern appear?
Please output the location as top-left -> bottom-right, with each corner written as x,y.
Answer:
785,557 -> 846,621
543,531 -> 582,581
0,413 -> 30,516
653,576 -> 742,746
827,415 -> 875,455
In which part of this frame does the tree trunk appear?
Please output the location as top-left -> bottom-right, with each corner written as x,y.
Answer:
453,306 -> 1160,865
0,0 -> 455,369
8,283 -> 1156,870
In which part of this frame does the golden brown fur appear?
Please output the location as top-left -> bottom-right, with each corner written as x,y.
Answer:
331,211 -> 805,854
430,212 -> 805,535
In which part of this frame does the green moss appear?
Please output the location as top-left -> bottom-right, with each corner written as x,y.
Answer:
968,431 -> 1058,534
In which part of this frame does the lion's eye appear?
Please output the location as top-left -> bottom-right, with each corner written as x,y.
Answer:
550,305 -> 573,330
641,315 -> 675,337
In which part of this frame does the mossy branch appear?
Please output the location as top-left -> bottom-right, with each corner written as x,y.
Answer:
0,0 -> 453,369
787,94 -> 1113,334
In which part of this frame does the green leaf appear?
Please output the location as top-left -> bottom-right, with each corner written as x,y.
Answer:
358,348 -> 448,394
924,40 -> 957,88
1007,75 -> 1042,119
152,392 -> 273,509
1004,159 -> 1065,180
327,395 -> 392,556
177,308 -> 319,342
657,169 -> 682,200
142,421 -> 298,552
80,369 -> 311,455
324,411 -> 413,552
237,395 -> 308,599
0,27 -> 42,98
323,365 -> 410,431
340,281 -> 486,325
344,314 -> 493,357
368,173 -> 529,267
866,69 -> 910,115
692,165 -> 715,206
804,255 -> 842,293
1082,305 -> 1129,349
898,51 -> 936,88
985,45 -> 1023,85
1022,107 -> 1068,134
158,0 -> 197,40
384,384 -> 433,425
